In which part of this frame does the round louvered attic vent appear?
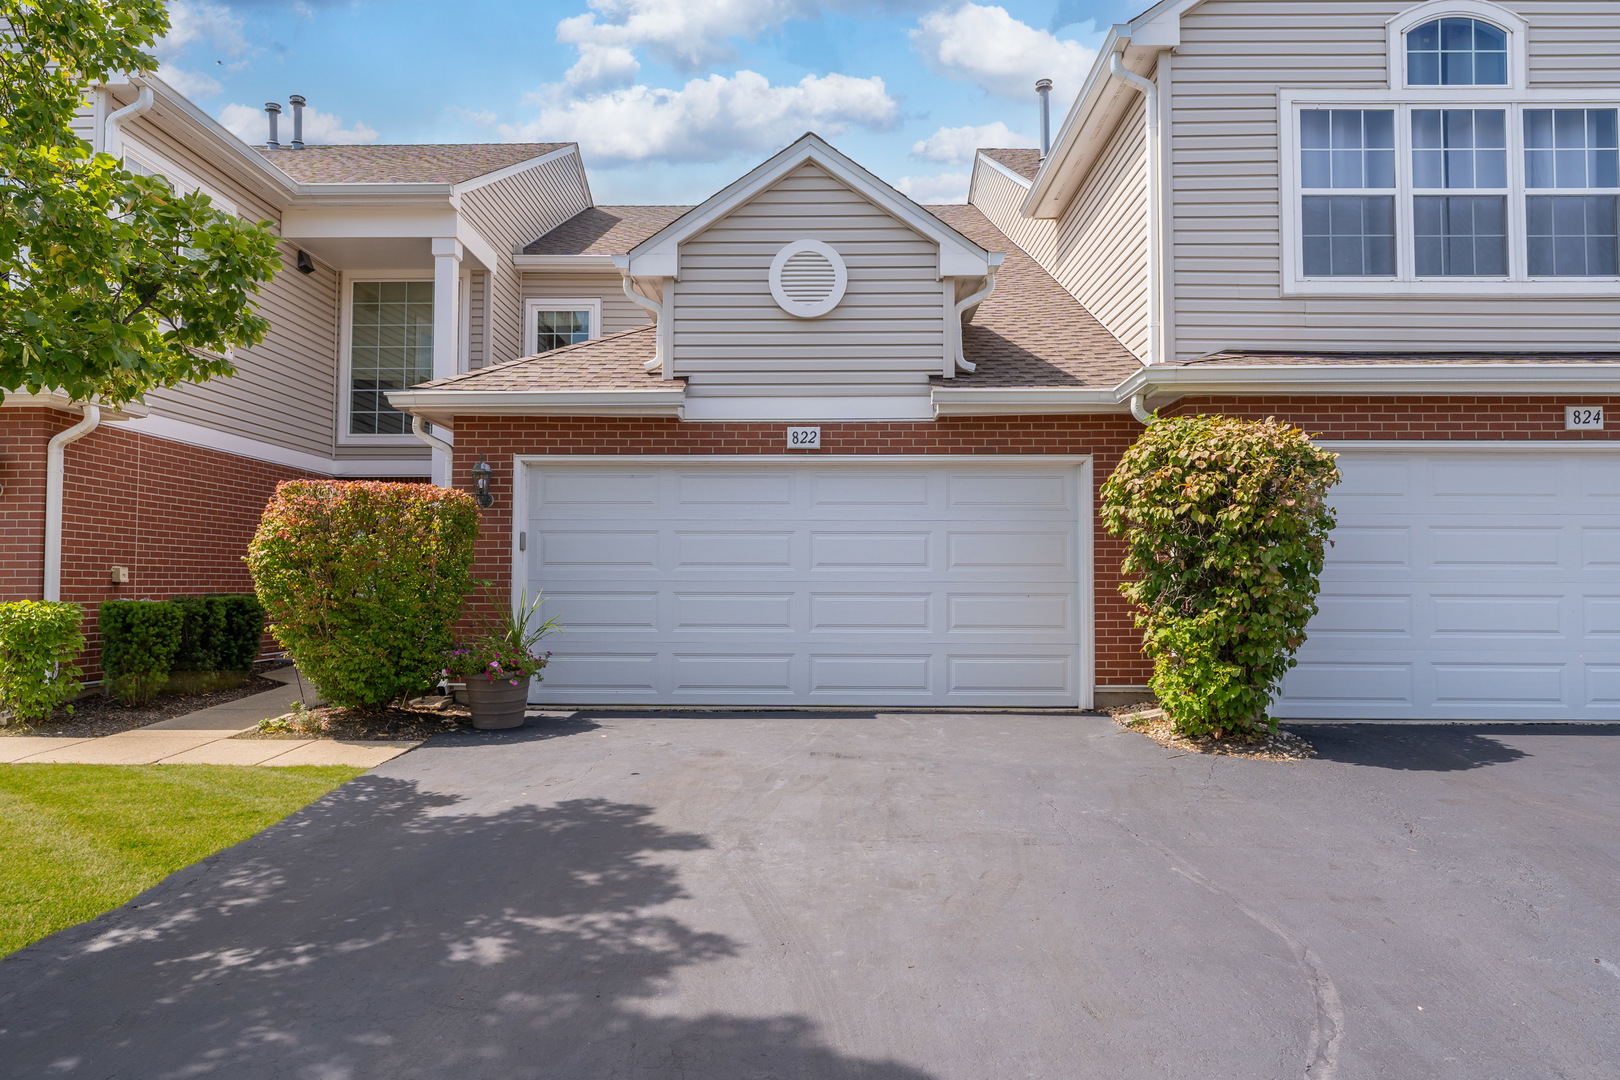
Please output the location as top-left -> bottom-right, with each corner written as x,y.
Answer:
769,239 -> 848,318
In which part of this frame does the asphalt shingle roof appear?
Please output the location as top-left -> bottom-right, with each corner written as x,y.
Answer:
979,148 -> 1042,180
258,143 -> 570,184
413,327 -> 662,392
523,206 -> 696,255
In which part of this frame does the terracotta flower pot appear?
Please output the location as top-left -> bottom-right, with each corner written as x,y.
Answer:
463,676 -> 531,730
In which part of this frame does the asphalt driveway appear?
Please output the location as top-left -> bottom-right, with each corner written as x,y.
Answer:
2,714 -> 1617,1080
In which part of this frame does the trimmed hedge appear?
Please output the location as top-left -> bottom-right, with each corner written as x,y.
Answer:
172,594 -> 265,672
0,602 -> 85,724
247,480 -> 481,709
1101,415 -> 1340,737
99,600 -> 183,704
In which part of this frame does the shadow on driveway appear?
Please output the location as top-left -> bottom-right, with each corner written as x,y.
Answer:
1299,722 -> 1620,772
0,774 -> 937,1080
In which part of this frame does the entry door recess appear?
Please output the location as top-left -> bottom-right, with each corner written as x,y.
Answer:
519,458 -> 1090,707
1274,448 -> 1620,720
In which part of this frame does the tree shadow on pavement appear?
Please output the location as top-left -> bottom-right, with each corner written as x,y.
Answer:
1300,723 -> 1591,772
0,776 -> 937,1080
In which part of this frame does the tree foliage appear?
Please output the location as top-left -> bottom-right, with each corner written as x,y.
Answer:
0,0 -> 282,406
247,481 -> 482,710
1100,415 -> 1341,736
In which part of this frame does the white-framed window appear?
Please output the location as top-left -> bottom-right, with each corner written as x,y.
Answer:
122,141 -> 239,216
1280,92 -> 1620,295
340,275 -> 434,440
523,298 -> 601,356
1386,0 -> 1528,91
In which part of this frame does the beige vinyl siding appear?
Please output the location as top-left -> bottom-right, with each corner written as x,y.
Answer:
521,272 -> 653,341
457,151 -> 592,366
674,162 -> 945,375
1169,0 -> 1620,360
972,103 -> 1151,360
468,270 -> 486,368
146,243 -> 342,459
120,115 -> 280,224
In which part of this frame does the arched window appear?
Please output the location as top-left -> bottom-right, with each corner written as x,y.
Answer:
1406,16 -> 1508,85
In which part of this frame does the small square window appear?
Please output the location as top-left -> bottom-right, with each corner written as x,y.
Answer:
1303,195 -> 1396,276
1414,195 -> 1507,276
1526,109 -> 1620,190
1527,195 -> 1619,276
1300,109 -> 1395,190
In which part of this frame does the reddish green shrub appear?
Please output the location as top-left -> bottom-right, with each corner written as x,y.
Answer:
247,481 -> 480,709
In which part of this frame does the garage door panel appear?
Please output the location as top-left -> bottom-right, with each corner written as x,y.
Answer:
528,462 -> 1085,706
535,470 -> 660,508
1276,450 -> 1619,720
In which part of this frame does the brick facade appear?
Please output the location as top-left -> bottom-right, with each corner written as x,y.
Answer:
2,408 -> 315,676
448,396 -> 1620,691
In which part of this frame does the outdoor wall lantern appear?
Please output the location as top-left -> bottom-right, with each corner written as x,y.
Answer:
471,456 -> 494,508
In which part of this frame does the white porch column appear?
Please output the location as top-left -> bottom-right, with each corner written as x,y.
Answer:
430,238 -> 463,487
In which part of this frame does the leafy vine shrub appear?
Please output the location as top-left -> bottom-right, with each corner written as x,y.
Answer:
247,481 -> 481,709
99,599 -> 184,704
0,601 -> 85,724
1100,415 -> 1341,737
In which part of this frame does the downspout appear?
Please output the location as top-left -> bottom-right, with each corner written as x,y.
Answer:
103,83 -> 154,158
1129,392 -> 1156,425
951,273 -> 997,374
44,406 -> 101,602
410,415 -> 454,459
1109,54 -> 1161,373
620,275 -> 664,373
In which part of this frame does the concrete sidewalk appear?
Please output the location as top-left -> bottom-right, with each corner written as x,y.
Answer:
0,667 -> 418,767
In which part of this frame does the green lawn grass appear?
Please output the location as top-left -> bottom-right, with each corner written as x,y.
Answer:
0,764 -> 363,957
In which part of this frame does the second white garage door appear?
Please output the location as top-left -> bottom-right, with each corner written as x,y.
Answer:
520,458 -> 1089,707
1274,447 -> 1620,720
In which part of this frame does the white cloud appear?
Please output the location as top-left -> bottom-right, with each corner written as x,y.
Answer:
911,120 -> 1035,164
449,107 -> 499,128
564,42 -> 641,89
895,171 -> 970,203
153,1 -> 249,101
557,0 -> 807,74
219,102 -> 379,146
505,70 -> 897,165
911,3 -> 1096,102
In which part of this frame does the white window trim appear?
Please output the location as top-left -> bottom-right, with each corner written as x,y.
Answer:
121,140 -> 239,216
523,297 -> 602,356
1386,0 -> 1528,92
338,270 -> 436,446
1278,89 -> 1620,297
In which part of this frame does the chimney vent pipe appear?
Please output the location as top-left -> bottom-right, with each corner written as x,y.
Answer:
264,102 -> 281,148
1036,78 -> 1053,159
288,94 -> 305,149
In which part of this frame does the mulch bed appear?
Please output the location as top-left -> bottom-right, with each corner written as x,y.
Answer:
0,673 -> 286,740
235,702 -> 470,742
1109,702 -> 1315,762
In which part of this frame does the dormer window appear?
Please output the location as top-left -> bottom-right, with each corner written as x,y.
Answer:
1406,17 -> 1508,85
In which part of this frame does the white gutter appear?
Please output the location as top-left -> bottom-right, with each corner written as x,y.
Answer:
44,406 -> 101,602
1109,53 -> 1161,370
513,254 -> 618,271
389,387 -> 687,423
617,272 -> 665,373
411,415 -> 454,457
951,272 -> 998,375
1145,363 -> 1620,396
103,83 -> 153,158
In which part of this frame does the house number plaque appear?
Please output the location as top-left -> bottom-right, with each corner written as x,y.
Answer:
787,426 -> 822,449
1566,406 -> 1604,431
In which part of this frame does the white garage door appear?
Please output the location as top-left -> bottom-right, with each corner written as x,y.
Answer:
520,459 -> 1088,707
1274,448 -> 1620,720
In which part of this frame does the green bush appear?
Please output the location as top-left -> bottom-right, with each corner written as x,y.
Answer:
207,593 -> 266,671
99,600 -> 184,705
0,602 -> 85,724
247,480 -> 481,709
1100,415 -> 1340,737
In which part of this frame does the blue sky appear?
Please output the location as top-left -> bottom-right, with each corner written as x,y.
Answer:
154,0 -> 1135,203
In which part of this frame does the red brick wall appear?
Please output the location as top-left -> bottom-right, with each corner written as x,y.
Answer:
449,396 -> 1620,690
2,408 -> 317,676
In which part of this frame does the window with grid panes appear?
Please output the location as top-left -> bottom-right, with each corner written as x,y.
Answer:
349,281 -> 433,435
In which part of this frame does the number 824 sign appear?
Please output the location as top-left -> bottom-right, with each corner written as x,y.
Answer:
1566,406 -> 1604,431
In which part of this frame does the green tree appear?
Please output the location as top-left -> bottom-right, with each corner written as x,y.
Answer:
0,0 -> 282,406
1101,415 -> 1341,737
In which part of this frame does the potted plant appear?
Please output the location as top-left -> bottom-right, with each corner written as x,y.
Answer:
446,592 -> 557,730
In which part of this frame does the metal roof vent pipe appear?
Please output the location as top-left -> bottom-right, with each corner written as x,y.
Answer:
1036,78 -> 1053,160
289,94 -> 305,148
264,101 -> 281,148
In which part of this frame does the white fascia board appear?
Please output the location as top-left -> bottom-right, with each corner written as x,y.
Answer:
453,222 -> 503,275
121,414 -> 429,477
1141,364 -> 1620,397
281,203 -> 459,240
387,388 -> 687,422
291,184 -> 455,204
1128,0 -> 1205,47
449,145 -> 580,198
973,152 -> 1035,192
626,134 -> 993,280
105,75 -> 302,207
1,390 -> 150,420
513,254 -> 619,271
931,387 -> 1133,416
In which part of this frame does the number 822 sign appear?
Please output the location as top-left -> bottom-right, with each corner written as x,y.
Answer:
787,426 -> 822,449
